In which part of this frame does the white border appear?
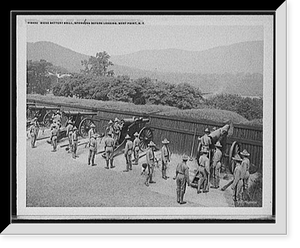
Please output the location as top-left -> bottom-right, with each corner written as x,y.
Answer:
13,9 -> 281,226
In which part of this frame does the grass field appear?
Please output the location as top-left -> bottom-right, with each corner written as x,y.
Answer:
27,94 -> 262,126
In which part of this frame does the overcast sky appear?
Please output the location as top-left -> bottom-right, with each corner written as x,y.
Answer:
26,16 -> 265,56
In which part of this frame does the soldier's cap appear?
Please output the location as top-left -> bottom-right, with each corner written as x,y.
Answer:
212,127 -> 217,131
90,123 -> 96,128
162,138 -> 169,144
67,119 -> 73,124
215,141 -> 222,148
125,134 -> 131,139
73,126 -> 77,130
204,128 -> 210,133
182,154 -> 189,161
114,117 -> 120,122
148,141 -> 156,147
240,149 -> 250,156
134,132 -> 139,137
108,120 -> 113,124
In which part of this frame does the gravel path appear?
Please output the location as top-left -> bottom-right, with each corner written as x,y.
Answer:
26,131 -> 234,208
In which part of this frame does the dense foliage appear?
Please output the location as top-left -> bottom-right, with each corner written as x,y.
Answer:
27,51 -> 263,121
205,94 -> 263,120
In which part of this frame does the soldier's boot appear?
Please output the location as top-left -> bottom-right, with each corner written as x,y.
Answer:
110,159 -> 115,169
179,192 -> 186,205
105,160 -> 109,169
176,190 -> 180,203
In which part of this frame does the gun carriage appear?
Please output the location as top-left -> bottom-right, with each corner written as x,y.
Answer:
26,103 -> 61,128
105,116 -> 154,157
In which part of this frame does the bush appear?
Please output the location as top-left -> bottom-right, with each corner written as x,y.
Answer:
205,94 -> 263,121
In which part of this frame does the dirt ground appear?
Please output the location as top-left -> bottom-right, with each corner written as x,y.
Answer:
26,129 -> 236,208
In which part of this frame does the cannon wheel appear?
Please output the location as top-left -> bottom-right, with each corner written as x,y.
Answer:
228,141 -> 241,174
43,110 -> 56,128
78,118 -> 95,138
138,127 -> 153,151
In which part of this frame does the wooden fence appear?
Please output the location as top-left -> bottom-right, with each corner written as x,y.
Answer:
27,98 -> 263,169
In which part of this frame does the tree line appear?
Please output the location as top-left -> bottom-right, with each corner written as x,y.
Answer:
26,51 -> 263,120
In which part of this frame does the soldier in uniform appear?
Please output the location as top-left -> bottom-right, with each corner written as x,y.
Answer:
197,128 -> 212,162
239,149 -> 251,200
65,119 -> 73,153
123,134 -> 133,172
50,123 -> 58,152
161,138 -> 171,180
88,123 -> 96,142
104,132 -> 115,169
29,119 -> 39,148
211,141 -> 223,189
133,132 -> 140,165
231,156 -> 244,202
175,154 -> 190,204
145,141 -> 157,186
106,120 -> 114,137
197,147 -> 210,193
71,126 -> 79,159
88,134 -> 98,166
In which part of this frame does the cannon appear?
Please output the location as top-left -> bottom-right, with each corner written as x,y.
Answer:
58,110 -> 98,139
104,116 -> 154,157
190,123 -> 232,188
26,103 -> 61,128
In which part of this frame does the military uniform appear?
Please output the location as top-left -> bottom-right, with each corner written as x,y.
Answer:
104,134 -> 115,169
145,141 -> 156,186
211,142 -> 222,188
66,122 -> 73,152
175,155 -> 190,204
88,135 -> 97,166
124,135 -> 133,172
71,128 -> 78,158
29,121 -> 39,148
133,132 -> 140,165
88,125 -> 96,142
197,150 -> 210,193
197,128 -> 212,162
50,127 -> 58,152
161,138 -> 171,179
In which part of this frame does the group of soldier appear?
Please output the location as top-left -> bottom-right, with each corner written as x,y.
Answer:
28,113 -> 251,206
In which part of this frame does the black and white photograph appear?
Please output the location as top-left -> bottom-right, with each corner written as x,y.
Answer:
10,10 -> 285,230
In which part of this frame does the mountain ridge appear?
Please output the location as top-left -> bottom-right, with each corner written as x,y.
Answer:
26,40 -> 263,96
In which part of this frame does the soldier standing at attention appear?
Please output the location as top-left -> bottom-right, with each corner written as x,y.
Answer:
133,132 -> 140,165
29,120 -> 38,148
145,141 -> 157,186
175,154 -> 190,204
104,132 -> 115,169
88,134 -> 97,166
71,126 -> 79,159
211,141 -> 223,189
239,149 -> 251,199
123,134 -> 133,172
231,156 -> 244,202
161,138 -> 171,180
106,120 -> 114,137
66,119 -> 73,153
197,147 -> 210,193
50,123 -> 58,152
88,123 -> 96,142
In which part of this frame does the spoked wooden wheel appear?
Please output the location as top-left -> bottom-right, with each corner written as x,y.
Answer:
79,118 -> 95,138
43,110 -> 55,128
228,141 -> 241,174
138,127 -> 153,151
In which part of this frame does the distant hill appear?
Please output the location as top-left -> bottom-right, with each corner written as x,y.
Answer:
27,41 -> 263,96
27,41 -> 89,72
110,41 -> 264,74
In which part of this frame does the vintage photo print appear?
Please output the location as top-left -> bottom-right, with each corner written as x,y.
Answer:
14,12 -> 278,224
